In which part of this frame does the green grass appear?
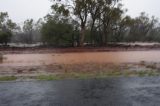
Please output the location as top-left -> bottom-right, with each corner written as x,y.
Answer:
0,70 -> 160,81
123,70 -> 160,77
0,76 -> 17,81
35,70 -> 160,81
36,75 -> 61,81
36,73 -> 95,80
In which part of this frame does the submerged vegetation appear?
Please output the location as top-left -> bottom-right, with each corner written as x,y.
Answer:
35,71 -> 160,81
0,76 -> 17,81
0,70 -> 160,81
0,61 -> 160,81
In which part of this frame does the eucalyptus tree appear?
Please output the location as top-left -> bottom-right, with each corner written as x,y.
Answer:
74,0 -> 91,46
125,12 -> 159,42
0,12 -> 17,45
23,19 -> 34,43
97,0 -> 123,45
33,18 -> 44,42
41,15 -> 74,46
88,0 -> 103,44
51,0 -> 91,46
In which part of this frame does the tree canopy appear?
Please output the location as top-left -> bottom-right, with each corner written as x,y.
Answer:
0,12 -> 17,45
2,1 -> 160,47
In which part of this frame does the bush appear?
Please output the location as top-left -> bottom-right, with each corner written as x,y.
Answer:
41,19 -> 74,47
0,30 -> 12,45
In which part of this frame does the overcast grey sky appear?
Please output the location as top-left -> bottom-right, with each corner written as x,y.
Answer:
122,0 -> 160,18
0,0 -> 159,24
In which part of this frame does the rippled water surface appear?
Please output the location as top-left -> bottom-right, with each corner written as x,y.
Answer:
1,51 -> 160,66
1,77 -> 160,106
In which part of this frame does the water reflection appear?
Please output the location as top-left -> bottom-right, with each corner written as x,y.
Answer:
81,79 -> 111,99
1,78 -> 160,106
79,79 -> 131,106
45,79 -> 132,106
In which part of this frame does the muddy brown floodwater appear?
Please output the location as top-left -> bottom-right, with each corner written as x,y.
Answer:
1,50 -> 160,66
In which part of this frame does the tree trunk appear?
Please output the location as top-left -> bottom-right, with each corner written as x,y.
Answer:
102,30 -> 106,46
79,26 -> 85,47
101,24 -> 107,46
90,20 -> 95,45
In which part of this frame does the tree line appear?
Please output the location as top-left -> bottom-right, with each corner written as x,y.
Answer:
1,0 -> 160,47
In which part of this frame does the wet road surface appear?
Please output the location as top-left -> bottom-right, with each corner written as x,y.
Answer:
0,77 -> 160,106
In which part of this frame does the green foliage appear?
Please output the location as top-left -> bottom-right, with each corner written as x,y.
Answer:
2,1 -> 160,46
120,12 -> 160,42
0,12 -> 17,45
41,17 -> 74,46
34,70 -> 160,81
0,12 -> 8,27
0,30 -> 12,45
0,76 -> 17,81
4,0 -> 159,46
36,75 -> 61,81
23,19 -> 34,33
22,19 -> 34,43
51,0 -> 124,46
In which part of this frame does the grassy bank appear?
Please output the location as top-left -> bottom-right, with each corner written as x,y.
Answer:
0,76 -> 17,81
0,70 -> 159,81
35,70 -> 160,81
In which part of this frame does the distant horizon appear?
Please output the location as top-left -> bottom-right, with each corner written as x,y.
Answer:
0,0 -> 159,24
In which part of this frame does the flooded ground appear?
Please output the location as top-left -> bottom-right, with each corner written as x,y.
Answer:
3,42 -> 160,47
1,51 -> 160,66
0,50 -> 160,106
1,77 -> 160,106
